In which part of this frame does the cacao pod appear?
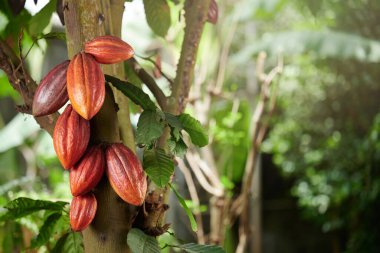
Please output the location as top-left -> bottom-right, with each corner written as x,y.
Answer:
70,193 -> 97,232
67,52 -> 105,120
84,35 -> 134,64
32,60 -> 70,117
207,0 -> 218,24
70,146 -> 105,196
105,143 -> 147,206
53,104 -> 90,169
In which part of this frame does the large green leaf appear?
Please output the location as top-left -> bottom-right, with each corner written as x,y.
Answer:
0,197 -> 68,221
169,183 -> 198,232
30,213 -> 62,249
178,114 -> 208,147
143,0 -> 171,37
233,30 -> 380,64
127,228 -> 160,253
137,110 -> 165,144
28,0 -> 57,35
143,148 -> 174,187
51,232 -> 84,253
177,243 -> 225,253
106,75 -> 156,110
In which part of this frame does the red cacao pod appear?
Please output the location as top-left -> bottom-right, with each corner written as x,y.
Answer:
84,35 -> 134,64
70,193 -> 97,232
53,104 -> 90,169
66,52 -> 105,120
70,146 -> 105,196
32,60 -> 69,117
207,0 -> 218,24
105,143 -> 147,206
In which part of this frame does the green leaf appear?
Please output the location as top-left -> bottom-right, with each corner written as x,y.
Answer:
167,137 -> 187,158
0,197 -> 68,222
177,243 -> 225,253
106,75 -> 156,110
165,112 -> 183,130
143,0 -> 171,37
137,110 -> 165,144
30,213 -> 62,249
178,114 -> 208,147
28,0 -> 57,35
143,148 -> 174,187
51,232 -> 83,253
169,183 -> 198,232
127,228 -> 160,253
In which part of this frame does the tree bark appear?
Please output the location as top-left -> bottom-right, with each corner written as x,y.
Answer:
64,1 -> 135,252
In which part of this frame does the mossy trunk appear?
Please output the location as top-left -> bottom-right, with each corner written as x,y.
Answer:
64,1 -> 135,252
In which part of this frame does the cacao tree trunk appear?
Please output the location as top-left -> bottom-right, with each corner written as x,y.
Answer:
64,1 -> 135,252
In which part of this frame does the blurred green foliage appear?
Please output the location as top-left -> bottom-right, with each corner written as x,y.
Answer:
261,0 -> 380,252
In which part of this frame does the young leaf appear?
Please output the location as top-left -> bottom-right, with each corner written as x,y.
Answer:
164,112 -> 183,130
137,110 -> 165,144
127,228 -> 160,253
105,75 -> 156,110
177,243 -> 225,253
143,148 -> 174,187
143,0 -> 171,38
30,212 -> 62,249
0,197 -> 68,221
169,183 -> 198,232
178,114 -> 208,147
51,232 -> 84,253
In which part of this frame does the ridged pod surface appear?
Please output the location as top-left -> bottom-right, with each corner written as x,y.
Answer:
32,60 -> 70,116
84,35 -> 134,64
66,52 -> 105,120
53,105 -> 90,169
207,0 -> 218,24
70,193 -> 97,232
105,143 -> 147,206
70,146 -> 105,196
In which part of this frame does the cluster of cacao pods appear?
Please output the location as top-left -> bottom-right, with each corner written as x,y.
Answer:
32,36 -> 147,232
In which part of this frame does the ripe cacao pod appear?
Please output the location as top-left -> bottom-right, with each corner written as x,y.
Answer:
70,146 -> 105,196
70,193 -> 97,232
105,143 -> 147,206
84,35 -> 134,64
32,60 -> 70,117
207,0 -> 218,24
53,104 -> 90,169
66,52 -> 105,120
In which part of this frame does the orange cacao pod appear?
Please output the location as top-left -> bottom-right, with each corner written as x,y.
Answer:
84,35 -> 134,64
53,105 -> 90,169
32,60 -> 70,117
70,193 -> 97,232
105,143 -> 147,206
66,52 -> 105,120
70,146 -> 105,196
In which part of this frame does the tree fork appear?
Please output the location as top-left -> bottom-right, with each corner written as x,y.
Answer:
64,0 -> 135,252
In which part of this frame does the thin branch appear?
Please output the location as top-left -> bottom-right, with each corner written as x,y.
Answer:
128,58 -> 168,111
234,56 -> 283,253
135,54 -> 174,85
0,40 -> 58,136
170,0 -> 212,114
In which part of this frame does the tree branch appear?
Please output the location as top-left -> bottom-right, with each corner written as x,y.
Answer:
128,58 -> 168,111
0,40 -> 58,136
170,0 -> 212,114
